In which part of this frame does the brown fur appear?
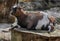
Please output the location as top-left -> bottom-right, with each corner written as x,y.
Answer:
11,7 -> 56,31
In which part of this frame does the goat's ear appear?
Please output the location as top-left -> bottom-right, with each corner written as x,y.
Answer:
48,16 -> 56,23
20,8 -> 26,14
20,8 -> 24,11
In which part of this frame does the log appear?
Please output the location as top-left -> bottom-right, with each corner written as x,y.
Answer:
11,28 -> 60,41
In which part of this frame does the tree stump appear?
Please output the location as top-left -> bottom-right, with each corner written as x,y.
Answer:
11,28 -> 60,41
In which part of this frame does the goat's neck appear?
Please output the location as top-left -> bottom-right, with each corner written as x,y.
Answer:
17,10 -> 27,21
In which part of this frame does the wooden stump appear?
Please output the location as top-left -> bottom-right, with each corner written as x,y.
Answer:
11,28 -> 60,41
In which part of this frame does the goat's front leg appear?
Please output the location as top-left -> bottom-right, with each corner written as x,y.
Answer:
48,23 -> 54,33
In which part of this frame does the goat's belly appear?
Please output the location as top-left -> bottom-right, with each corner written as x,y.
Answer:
35,19 -> 49,29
